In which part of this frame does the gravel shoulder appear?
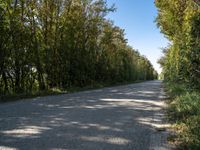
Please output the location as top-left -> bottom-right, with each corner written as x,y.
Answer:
0,80 -> 171,150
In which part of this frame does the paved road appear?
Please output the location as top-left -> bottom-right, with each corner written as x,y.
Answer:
0,81 -> 170,150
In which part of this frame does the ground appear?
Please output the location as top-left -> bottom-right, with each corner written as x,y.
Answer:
0,81 -> 171,150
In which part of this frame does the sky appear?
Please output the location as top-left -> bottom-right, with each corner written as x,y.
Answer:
106,0 -> 169,74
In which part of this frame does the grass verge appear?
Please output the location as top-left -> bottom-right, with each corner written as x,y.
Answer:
165,82 -> 200,150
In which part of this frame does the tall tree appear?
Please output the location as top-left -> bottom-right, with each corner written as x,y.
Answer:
0,0 -> 157,96
156,0 -> 200,89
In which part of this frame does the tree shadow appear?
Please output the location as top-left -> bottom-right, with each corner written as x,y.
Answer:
0,81 -> 170,150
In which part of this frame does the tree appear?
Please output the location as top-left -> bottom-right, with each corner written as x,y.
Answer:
156,0 -> 200,89
0,0 -> 157,96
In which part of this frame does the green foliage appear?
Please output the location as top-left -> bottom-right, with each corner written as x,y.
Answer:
156,1 -> 200,146
0,0 -> 157,97
156,0 -> 200,89
166,82 -> 187,97
184,116 -> 200,150
167,82 -> 200,149
172,92 -> 200,120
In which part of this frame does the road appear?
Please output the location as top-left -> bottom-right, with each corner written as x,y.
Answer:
0,81 -> 170,150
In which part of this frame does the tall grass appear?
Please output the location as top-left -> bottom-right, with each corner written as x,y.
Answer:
166,82 -> 200,150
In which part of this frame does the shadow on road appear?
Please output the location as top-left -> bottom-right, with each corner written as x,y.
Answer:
0,81 -> 169,150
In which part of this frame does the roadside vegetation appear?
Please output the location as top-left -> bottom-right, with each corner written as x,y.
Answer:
165,82 -> 200,149
0,0 -> 157,101
155,0 -> 200,149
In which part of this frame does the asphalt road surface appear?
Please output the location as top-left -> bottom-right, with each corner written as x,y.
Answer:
0,80 -> 171,150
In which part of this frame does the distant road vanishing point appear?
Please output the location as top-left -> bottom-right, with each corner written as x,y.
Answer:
0,81 -> 171,150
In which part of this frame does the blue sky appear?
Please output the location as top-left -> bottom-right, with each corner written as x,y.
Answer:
106,0 -> 169,74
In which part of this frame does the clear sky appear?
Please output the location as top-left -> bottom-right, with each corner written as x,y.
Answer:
106,0 -> 169,74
